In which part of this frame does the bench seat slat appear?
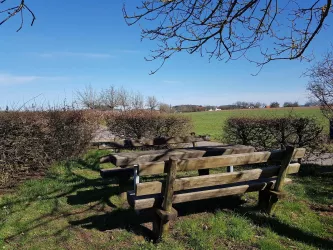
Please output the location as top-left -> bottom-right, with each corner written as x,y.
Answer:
136,163 -> 300,196
128,178 -> 292,210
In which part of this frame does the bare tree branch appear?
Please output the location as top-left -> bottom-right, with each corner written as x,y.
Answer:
307,47 -> 333,119
0,0 -> 35,31
76,84 -> 102,110
146,96 -> 158,111
124,0 -> 333,73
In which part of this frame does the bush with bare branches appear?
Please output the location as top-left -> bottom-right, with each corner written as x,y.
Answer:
0,110 -> 98,188
106,110 -> 192,139
223,115 -> 324,152
307,48 -> 333,119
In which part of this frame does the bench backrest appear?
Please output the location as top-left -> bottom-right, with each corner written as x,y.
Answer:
133,147 -> 305,208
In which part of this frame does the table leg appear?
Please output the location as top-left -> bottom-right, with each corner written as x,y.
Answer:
118,172 -> 131,201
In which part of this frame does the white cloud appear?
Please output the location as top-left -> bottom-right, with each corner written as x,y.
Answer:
39,52 -> 113,58
0,74 -> 68,85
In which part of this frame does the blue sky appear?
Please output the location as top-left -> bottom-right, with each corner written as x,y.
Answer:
1,1 -> 333,108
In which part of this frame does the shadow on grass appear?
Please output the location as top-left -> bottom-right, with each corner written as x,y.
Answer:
73,149 -> 111,171
69,208 -> 156,240
235,206 -> 333,249
294,164 -> 333,205
68,195 -> 246,241
69,194 -> 333,248
298,163 -> 333,177
67,185 -> 119,208
3,154 -> 332,247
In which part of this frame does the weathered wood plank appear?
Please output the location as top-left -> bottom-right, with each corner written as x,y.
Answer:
129,178 -> 292,209
127,191 -> 162,209
139,161 -> 166,176
177,152 -> 271,171
275,146 -> 295,192
159,157 -> 178,236
138,151 -> 271,175
100,145 -> 255,166
137,149 -> 305,175
163,157 -> 177,212
101,149 -> 207,166
269,148 -> 306,162
136,164 -> 300,196
288,163 -> 300,174
265,146 -> 295,214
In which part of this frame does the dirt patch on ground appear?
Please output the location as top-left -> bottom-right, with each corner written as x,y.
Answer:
310,204 -> 333,217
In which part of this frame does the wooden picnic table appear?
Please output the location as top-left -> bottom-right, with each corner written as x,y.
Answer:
100,145 -> 255,166
99,145 -> 255,200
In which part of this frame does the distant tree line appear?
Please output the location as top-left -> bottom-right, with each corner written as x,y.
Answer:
76,85 -> 172,112
173,105 -> 205,113
73,85 -> 320,113
170,100 -> 319,113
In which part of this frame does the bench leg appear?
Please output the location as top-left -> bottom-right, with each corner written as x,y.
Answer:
152,213 -> 169,241
153,208 -> 178,241
152,213 -> 162,240
258,190 -> 279,215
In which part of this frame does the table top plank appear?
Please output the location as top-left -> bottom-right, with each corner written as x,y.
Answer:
100,145 -> 255,167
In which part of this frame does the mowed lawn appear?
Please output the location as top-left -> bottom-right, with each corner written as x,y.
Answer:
0,150 -> 332,250
183,107 -> 328,140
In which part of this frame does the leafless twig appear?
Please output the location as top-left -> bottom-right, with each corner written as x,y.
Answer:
123,0 -> 332,73
0,0 -> 35,31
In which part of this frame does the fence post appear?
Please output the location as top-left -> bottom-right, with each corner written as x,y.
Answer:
330,119 -> 333,140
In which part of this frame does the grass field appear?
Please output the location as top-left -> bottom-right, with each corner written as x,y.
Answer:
1,150 -> 332,250
183,107 -> 328,140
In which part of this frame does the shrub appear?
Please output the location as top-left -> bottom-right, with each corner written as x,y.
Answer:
106,110 -> 192,139
223,115 -> 324,152
0,110 -> 98,188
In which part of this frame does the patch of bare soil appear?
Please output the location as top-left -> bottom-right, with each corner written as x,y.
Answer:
310,204 -> 333,217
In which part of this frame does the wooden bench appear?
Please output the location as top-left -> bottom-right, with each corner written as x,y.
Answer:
127,146 -> 305,240
99,145 -> 255,200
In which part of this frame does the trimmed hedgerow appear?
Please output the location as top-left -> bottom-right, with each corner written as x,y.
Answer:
223,115 -> 324,152
0,110 -> 99,188
106,110 -> 193,139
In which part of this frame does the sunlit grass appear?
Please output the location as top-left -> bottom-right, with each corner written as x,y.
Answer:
0,150 -> 332,249
183,107 -> 327,140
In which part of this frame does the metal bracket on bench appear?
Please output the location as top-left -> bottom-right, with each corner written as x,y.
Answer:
133,165 -> 139,192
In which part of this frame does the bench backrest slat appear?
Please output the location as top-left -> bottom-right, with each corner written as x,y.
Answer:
135,163 -> 300,196
171,178 -> 294,204
138,148 -> 305,176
